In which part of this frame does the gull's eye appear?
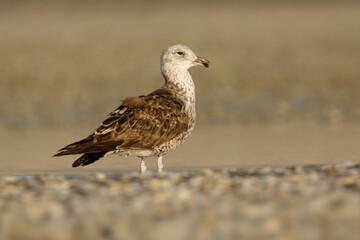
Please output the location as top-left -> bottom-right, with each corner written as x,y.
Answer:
177,51 -> 184,55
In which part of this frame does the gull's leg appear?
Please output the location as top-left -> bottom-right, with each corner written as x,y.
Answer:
157,156 -> 163,173
140,157 -> 147,174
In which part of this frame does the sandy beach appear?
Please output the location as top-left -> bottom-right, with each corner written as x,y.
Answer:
1,125 -> 359,240
1,124 -> 360,175
0,162 -> 359,240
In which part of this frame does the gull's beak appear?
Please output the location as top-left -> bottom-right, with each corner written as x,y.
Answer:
194,57 -> 211,68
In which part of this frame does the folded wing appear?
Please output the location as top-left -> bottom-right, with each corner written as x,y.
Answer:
54,88 -> 190,157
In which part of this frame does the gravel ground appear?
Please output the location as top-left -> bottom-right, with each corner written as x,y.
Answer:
0,162 -> 359,240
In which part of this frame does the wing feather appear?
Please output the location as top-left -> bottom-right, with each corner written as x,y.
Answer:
54,87 -> 190,156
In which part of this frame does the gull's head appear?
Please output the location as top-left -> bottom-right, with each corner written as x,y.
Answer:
161,44 -> 211,72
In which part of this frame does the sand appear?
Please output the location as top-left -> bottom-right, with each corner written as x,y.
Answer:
1,124 -> 359,175
1,124 -> 359,240
0,162 -> 359,240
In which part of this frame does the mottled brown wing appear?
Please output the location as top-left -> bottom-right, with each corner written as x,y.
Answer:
54,88 -> 190,156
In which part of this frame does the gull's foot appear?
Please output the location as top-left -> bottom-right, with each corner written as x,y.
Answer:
140,158 -> 147,174
157,156 -> 163,174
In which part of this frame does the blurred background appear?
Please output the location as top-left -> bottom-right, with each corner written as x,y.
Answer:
0,0 -> 360,173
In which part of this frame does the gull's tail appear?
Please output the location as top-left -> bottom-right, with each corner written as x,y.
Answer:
71,152 -> 106,168
53,135 -> 107,167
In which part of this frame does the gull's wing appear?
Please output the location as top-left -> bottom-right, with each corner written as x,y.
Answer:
54,88 -> 190,156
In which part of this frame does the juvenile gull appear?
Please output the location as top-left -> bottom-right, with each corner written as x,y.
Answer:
54,44 -> 210,173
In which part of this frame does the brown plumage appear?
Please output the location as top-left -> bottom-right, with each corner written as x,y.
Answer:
54,87 -> 189,160
54,44 -> 210,173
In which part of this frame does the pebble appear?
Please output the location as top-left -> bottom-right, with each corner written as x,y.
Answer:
0,162 -> 358,240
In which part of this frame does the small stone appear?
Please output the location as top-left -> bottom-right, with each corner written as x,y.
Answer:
2,176 -> 18,183
247,167 -> 260,175
95,173 -> 106,180
199,168 -> 214,175
295,166 -> 305,174
320,164 -> 336,175
337,161 -> 358,168
339,177 -> 358,188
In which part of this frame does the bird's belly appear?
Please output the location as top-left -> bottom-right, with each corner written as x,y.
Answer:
155,128 -> 193,154
105,149 -> 156,158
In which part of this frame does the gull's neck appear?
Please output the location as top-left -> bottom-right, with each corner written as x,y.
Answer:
161,65 -> 196,113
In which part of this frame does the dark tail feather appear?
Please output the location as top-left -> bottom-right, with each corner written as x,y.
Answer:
53,135 -> 95,157
72,152 -> 106,168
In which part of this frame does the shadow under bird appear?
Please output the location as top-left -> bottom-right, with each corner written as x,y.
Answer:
54,44 -> 211,173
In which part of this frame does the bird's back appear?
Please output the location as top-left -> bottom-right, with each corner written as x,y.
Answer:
54,85 -> 194,159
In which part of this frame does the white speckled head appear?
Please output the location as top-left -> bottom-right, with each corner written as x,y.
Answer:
161,44 -> 210,71
160,44 -> 210,84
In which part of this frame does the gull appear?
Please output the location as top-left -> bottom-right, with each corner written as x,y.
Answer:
53,44 -> 211,173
